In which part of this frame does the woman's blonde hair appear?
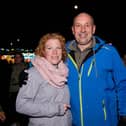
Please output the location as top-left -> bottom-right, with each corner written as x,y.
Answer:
35,33 -> 67,61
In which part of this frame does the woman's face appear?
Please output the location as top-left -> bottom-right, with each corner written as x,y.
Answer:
44,38 -> 62,65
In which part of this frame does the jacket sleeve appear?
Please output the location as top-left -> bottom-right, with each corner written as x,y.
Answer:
16,68 -> 65,118
110,46 -> 126,116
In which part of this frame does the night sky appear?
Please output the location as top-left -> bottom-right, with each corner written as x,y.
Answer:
1,0 -> 126,56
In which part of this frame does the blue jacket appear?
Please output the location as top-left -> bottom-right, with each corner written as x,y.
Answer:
66,36 -> 126,126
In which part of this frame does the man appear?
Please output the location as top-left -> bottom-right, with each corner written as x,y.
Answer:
66,12 -> 126,126
9,52 -> 29,126
20,12 -> 126,126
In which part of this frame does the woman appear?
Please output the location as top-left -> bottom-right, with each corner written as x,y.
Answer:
16,33 -> 72,126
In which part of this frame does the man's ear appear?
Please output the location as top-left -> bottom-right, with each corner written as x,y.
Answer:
71,26 -> 74,35
93,25 -> 96,34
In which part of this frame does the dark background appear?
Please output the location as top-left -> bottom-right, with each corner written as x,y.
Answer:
1,0 -> 126,56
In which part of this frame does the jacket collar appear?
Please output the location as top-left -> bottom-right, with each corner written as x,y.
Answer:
66,36 -> 105,52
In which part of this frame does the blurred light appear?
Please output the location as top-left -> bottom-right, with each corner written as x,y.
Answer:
74,5 -> 78,10
10,42 -> 13,46
17,38 -> 20,42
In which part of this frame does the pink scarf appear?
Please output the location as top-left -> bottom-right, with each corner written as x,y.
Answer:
31,56 -> 69,88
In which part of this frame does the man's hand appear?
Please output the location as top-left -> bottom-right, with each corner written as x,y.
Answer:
64,104 -> 71,113
19,70 -> 28,87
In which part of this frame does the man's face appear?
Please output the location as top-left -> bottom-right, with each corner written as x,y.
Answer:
72,13 -> 96,46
